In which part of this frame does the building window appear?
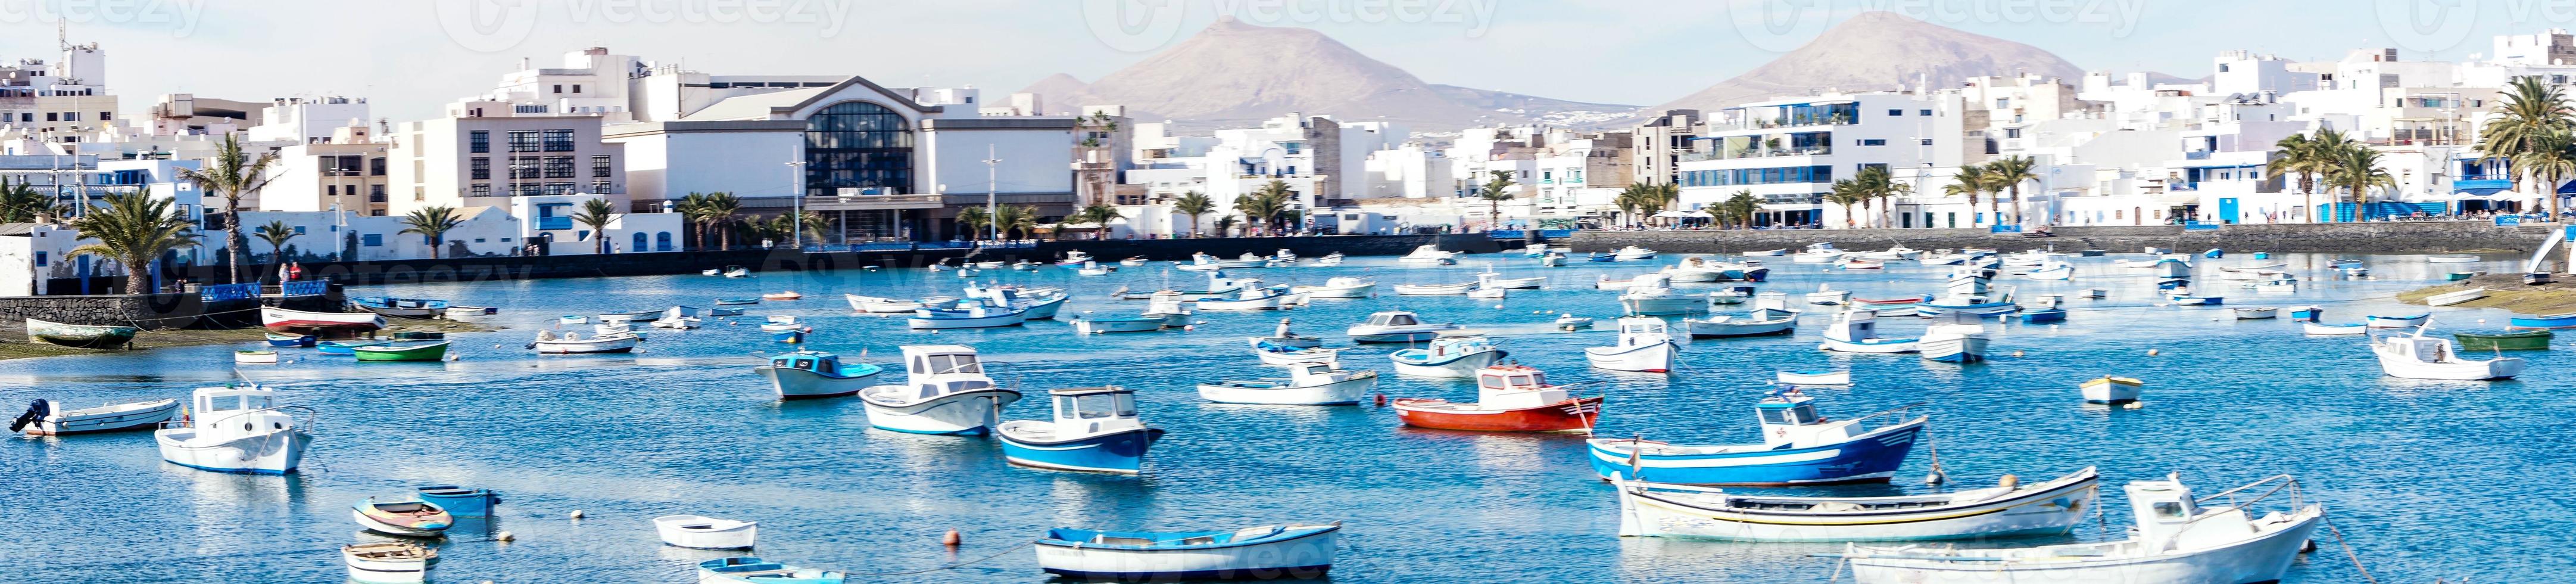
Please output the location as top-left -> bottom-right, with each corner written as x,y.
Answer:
33,251 -> 45,267
542,129 -> 575,152
631,232 -> 646,252
370,157 -> 386,176
802,101 -> 915,196
543,156 -> 575,178
592,155 -> 612,178
98,111 -> 110,120
363,234 -> 383,247
326,185 -> 338,197
63,112 -> 76,121
371,209 -> 385,216
470,131 -> 489,153
572,84 -> 582,93
552,84 -> 563,94
471,184 -> 491,197
1920,109 -> 1932,116
1920,139 -> 1935,146
370,185 -> 386,202
512,157 -> 541,179
43,112 -> 55,122
507,130 -> 539,153
294,226 -> 307,235
470,157 -> 491,179
591,181 -> 612,194
414,187 -> 425,201
1860,139 -> 1887,146
1888,109 -> 1903,116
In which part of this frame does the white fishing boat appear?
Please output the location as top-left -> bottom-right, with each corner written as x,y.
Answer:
2023,260 -> 2074,281
10,397 -> 178,436
1056,250 -> 1095,266
2252,278 -> 2297,294
1555,314 -> 1596,330
757,350 -> 887,400
1476,269 -> 1545,290
1198,281 -> 1289,311
1539,252 -> 1566,267
2374,326 -> 2525,380
907,304 -> 1029,330
849,294 -> 928,313
1271,248 -> 1297,262
2365,313 -> 2428,328
1389,334 -> 1507,378
2081,376 -> 2142,404
1616,467 -> 2099,542
1216,253 -> 1273,268
1254,343 -> 1342,368
1071,315 -> 1169,334
1806,284 -> 1853,306
1742,248 -> 1788,257
2425,287 -> 2487,307
1841,258 -> 1885,270
2079,288 -> 2107,299
1392,282 -> 1475,295
1684,308 -> 1800,337
1346,311 -> 1461,343
1775,369 -> 1850,386
1620,274 -> 1703,316
1466,286 -> 1507,300
1613,246 -> 1658,260
1707,287 -> 1754,305
1595,274 -> 1642,290
155,386 -> 312,474
342,542 -> 435,584
2232,307 -> 2279,320
2216,263 -> 2290,281
1916,323 -> 1989,363
1034,523 -> 1342,580
2427,254 -> 2481,263
1197,362 -> 1379,405
1820,309 -> 1918,353
1119,257 -> 1149,267
1075,261 -> 1116,276
1397,244 -> 1464,264
1584,317 -> 1678,372
260,307 -> 388,335
1841,474 -> 2322,584
650,306 -> 702,330
722,266 -> 750,278
530,330 -> 639,354
1311,253 -> 1345,266
654,514 -> 758,549
971,260 -> 1006,269
757,315 -> 805,333
352,496 -> 453,538
1791,243 -> 1847,264
1292,277 -> 1376,299
2303,322 -> 2368,336
857,345 -> 1023,434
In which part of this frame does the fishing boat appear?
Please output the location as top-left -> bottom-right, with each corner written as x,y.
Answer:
770,329 -> 806,344
1820,309 -> 1918,353
352,496 -> 452,537
2215,263 -> 2290,281
1539,252 -> 1565,267
264,332 -> 317,347
1392,282 -> 1475,296
2427,254 -> 2481,263
156,386 -> 311,474
1856,246 -> 1923,261
1741,248 -> 1788,257
2081,376 -> 2143,404
391,331 -> 445,340
1709,287 -> 1758,306
1120,256 -> 1149,266
1791,244 -> 1847,264
762,291 -> 803,301
907,304 -> 1028,330
2458,328 -> 2552,350
1555,314 -> 1596,330
317,340 -> 392,355
2167,293 -> 2225,306
1255,343 -> 1342,368
1392,364 -> 1602,432
656,515 -> 758,549
1211,253 -> 1270,269
1346,311 -> 1461,343
1585,317 -> 1678,372
722,266 -> 750,278
971,260 -> 1006,269
2509,312 -> 2576,329
1917,323 -> 1989,363
651,306 -> 704,330
1613,246 -> 1658,260
1076,261 -> 1116,276
2232,307 -> 2279,320
1390,334 -> 1507,378
2251,277 -> 2298,294
2023,260 -> 2073,281
351,341 -> 449,362
235,350 -> 277,364
1197,362 -> 1379,405
1034,523 -> 1342,580
1056,250 -> 1095,266
261,307 -> 388,334
347,297 -> 450,318
1588,389 -> 1926,484
758,350 -> 886,400
1595,274 -> 1642,290
1621,283 -> 1705,316
19,317 -> 138,349
1292,277 -> 1375,299
1839,474 -> 2322,584
10,397 -> 177,436
956,267 -> 983,277
2304,322 -> 2368,335
1199,284 -> 1290,310
706,307 -> 745,318
413,486 -> 497,518
2367,313 -> 2428,328
2079,288 -> 2106,299
1614,467 -> 2099,542
998,386 -> 1164,473
342,542 -> 435,584
857,345 -> 1022,434
697,557 -> 844,584
558,315 -> 590,327
2147,257 -> 2193,279
714,297 -> 761,306
1842,258 -> 1885,270
1396,244 -> 1464,265
758,315 -> 805,333
598,308 -> 663,323
530,330 -> 638,354
2375,327 -> 2526,380
1684,307 -> 1800,337
1311,252 -> 1345,266
1475,269 -> 1545,290
1917,293 -> 2019,317
2019,307 -> 2067,324
1071,315 -> 1169,334
2426,287 -> 2487,307
1805,284 -> 1853,306
1776,369 -> 1850,386
2142,246 -> 2170,254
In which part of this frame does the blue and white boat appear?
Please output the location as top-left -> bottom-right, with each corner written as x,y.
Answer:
857,345 -> 1022,435
2290,306 -> 2324,321
2508,312 -> 2576,329
154,386 -> 313,474
697,557 -> 846,584
1034,522 -> 1342,580
2018,308 -> 2066,324
997,386 -> 1164,474
1916,294 -> 2017,317
907,304 -> 1028,330
348,296 -> 450,318
1588,252 -> 1619,262
264,333 -> 316,347
317,340 -> 392,355
2202,248 -> 2223,258
754,350 -> 885,399
2368,313 -> 2429,328
771,329 -> 804,344
2151,257 -> 2193,278
1819,309 -> 1917,353
1389,334 -> 1507,378
1345,311 -> 1461,343
2169,294 -> 2225,306
415,485 -> 498,518
1588,389 -> 1926,485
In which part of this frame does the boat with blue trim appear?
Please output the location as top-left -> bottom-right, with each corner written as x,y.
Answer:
1389,334 -> 1507,378
1615,467 -> 2098,542
348,296 -> 450,318
997,386 -> 1164,474
906,304 -> 1028,330
1034,522 -> 1342,580
756,350 -> 884,399
697,557 -> 845,584
2508,312 -> 2576,329
414,486 -> 498,517
857,345 -> 1021,434
1587,389 -> 1926,486
264,332 -> 316,347
1820,309 -> 1918,353
352,496 -> 453,538
154,385 -> 313,475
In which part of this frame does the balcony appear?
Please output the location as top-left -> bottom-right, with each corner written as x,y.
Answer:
2454,177 -> 2514,191
537,216 -> 572,230
1677,145 -> 1832,163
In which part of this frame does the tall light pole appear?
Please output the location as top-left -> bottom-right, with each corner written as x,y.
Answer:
983,145 -> 1001,242
785,160 -> 806,250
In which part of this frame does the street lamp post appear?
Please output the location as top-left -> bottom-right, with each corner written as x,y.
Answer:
784,160 -> 806,250
983,145 -> 1002,243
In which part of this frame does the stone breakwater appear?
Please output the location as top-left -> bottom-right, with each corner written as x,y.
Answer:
1568,222 -> 2559,256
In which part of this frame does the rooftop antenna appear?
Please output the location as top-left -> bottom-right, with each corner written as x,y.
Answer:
57,19 -> 67,51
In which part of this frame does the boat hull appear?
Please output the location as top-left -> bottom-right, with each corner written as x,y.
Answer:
2081,380 -> 2142,404
1616,473 -> 2096,542
1297,284 -> 1374,299
1849,510 -> 2321,584
1621,296 -> 1705,316
20,399 -> 179,435
1393,396 -> 1601,432
1588,420 -> 1924,485
24,318 -> 139,348
260,307 -> 388,334
1918,336 -> 1988,363
533,336 -> 638,354
2457,330 -> 2552,350
655,515 -> 757,549
353,506 -> 452,538
1196,375 -> 1376,405
155,428 -> 310,474
1822,337 -> 1920,354
760,366 -> 881,400
998,425 -> 1165,474
1686,318 -> 1796,338
859,388 -> 1022,434
1585,340 -> 1676,372
1256,348 -> 1341,368
1390,349 -> 1507,378
1074,318 -> 1168,334
907,313 -> 1028,330
2507,313 -> 2576,329
1035,528 -> 1337,580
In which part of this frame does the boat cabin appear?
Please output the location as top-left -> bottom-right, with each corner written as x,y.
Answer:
1425,335 -> 1498,358
1365,312 -> 1422,327
769,350 -> 863,378
1049,386 -> 1145,432
1613,318 -> 1670,345
1753,389 -> 1858,447
1473,365 -> 1568,409
1828,309 -> 1880,336
2382,334 -> 2453,363
1752,291 -> 1792,311
901,345 -> 986,377
188,385 -> 293,431
2122,476 -> 2235,552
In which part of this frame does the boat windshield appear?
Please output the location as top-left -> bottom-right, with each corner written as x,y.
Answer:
917,353 -> 982,374
1073,393 -> 1120,419
1373,313 -> 1416,326
1758,403 -> 1820,425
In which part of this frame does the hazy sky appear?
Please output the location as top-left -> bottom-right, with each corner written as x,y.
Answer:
1,0 -> 2564,122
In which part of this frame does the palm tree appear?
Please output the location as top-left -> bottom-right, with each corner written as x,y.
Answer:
1071,203 -> 1124,240
2266,132 -> 2336,223
1172,191 -> 1215,238
0,177 -> 45,223
252,220 -> 297,282
174,133 -> 277,283
398,206 -> 466,259
1853,166 -> 1910,228
1477,170 -> 1517,231
1234,185 -> 1290,235
954,206 -> 991,241
697,192 -> 742,249
798,211 -> 831,246
572,198 -> 619,254
755,215 -> 798,246
1945,165 -> 1988,226
1611,184 -> 1648,226
2480,76 -> 2576,216
1214,216 -> 1240,237
1720,190 -> 1762,229
1825,179 -> 1870,228
1984,156 -> 2039,227
68,191 -> 199,295
675,192 -> 713,248
2331,147 -> 2400,222
1000,205 -> 1040,240
2514,130 -> 2576,222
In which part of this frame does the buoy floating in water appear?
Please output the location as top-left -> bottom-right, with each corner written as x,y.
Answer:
568,510 -> 585,520
1373,393 -> 1387,406
943,529 -> 962,546
495,531 -> 516,542
1924,461 -> 1946,486
2147,349 -> 2160,356
2011,350 -> 2025,358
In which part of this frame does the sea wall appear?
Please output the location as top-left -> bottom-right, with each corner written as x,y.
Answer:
0,291 -> 339,331
1568,222 -> 2559,255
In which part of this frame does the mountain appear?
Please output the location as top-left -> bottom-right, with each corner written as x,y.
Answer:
1652,11 -> 2088,114
1021,18 -> 1637,130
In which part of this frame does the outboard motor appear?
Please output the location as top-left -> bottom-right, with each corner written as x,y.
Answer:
9,399 -> 51,433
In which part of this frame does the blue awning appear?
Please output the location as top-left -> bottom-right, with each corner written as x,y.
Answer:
2456,188 -> 2510,197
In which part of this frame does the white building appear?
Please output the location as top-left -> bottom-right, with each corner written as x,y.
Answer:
1674,92 -> 1967,228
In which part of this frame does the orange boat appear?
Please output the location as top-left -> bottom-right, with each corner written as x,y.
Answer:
1392,364 -> 1602,432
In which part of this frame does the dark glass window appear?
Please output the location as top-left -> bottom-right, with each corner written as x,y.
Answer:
470,131 -> 489,153
544,156 -> 575,178
542,129 -> 575,152
470,157 -> 490,179
803,101 -> 913,196
507,130 -> 539,153
592,155 -> 612,178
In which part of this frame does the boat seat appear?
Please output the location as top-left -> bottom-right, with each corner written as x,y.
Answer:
1094,535 -> 1156,545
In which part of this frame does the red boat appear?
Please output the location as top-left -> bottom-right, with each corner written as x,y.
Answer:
1392,364 -> 1602,432
260,307 -> 388,334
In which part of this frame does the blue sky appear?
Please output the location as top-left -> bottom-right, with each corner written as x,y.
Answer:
0,1 -> 2558,121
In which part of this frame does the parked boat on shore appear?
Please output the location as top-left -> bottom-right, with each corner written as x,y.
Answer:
24,318 -> 138,349
263,307 -> 387,335
2426,287 -> 2487,307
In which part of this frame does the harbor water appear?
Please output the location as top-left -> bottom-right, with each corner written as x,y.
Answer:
5,250 -> 2568,582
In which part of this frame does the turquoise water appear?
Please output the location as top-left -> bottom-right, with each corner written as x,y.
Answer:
5,250 -> 2569,582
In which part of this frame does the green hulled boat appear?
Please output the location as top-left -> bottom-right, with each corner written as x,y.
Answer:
351,341 -> 451,362
26,318 -> 139,349
2456,330 -> 2552,351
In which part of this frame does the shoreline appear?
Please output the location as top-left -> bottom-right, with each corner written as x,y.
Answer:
2396,273 -> 2576,316
0,316 -> 504,362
